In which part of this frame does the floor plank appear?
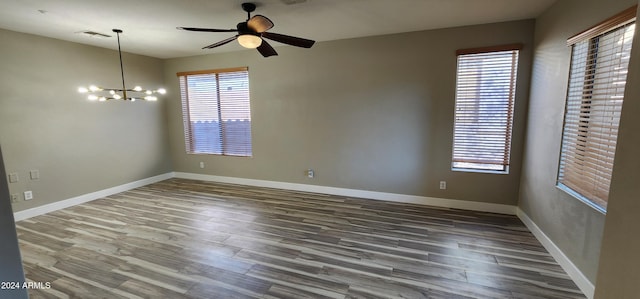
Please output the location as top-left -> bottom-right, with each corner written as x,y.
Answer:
17,178 -> 586,298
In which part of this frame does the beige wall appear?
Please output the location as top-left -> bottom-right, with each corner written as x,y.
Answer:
594,2 -> 640,297
519,0 -> 637,283
0,29 -> 172,212
164,20 -> 535,205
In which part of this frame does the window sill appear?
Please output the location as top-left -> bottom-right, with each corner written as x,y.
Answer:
451,168 -> 509,175
556,184 -> 606,214
186,152 -> 253,158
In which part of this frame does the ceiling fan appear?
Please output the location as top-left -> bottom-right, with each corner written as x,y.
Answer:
177,2 -> 315,57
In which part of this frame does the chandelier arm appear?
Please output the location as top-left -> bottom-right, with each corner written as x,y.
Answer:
114,29 -> 127,100
78,28 -> 164,102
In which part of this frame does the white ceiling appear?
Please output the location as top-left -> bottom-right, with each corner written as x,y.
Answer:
0,0 -> 557,59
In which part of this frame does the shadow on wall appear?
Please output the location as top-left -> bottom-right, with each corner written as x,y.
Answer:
0,146 -> 28,299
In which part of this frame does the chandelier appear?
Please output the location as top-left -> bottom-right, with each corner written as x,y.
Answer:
78,29 -> 166,102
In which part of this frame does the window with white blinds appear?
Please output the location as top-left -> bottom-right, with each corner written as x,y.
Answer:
178,67 -> 252,156
558,6 -> 636,212
452,45 -> 521,173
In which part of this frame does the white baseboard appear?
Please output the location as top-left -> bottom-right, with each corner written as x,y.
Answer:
13,171 -> 515,221
174,172 -> 517,215
13,173 -> 174,222
516,208 -> 594,299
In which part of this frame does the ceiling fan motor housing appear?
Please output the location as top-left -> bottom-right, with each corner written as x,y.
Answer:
237,22 -> 254,35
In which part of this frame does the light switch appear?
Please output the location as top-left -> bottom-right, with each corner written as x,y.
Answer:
30,170 -> 40,180
8,173 -> 18,183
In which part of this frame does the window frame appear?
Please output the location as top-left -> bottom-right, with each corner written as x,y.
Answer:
177,67 -> 253,157
557,6 -> 637,213
451,44 -> 522,174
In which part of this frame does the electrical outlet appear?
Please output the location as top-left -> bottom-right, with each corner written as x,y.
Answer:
199,162 -> 205,169
11,194 -> 19,203
24,191 -> 33,200
307,169 -> 314,178
30,170 -> 40,180
439,181 -> 447,190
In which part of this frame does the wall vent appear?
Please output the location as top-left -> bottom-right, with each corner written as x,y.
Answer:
281,0 -> 307,5
76,30 -> 112,38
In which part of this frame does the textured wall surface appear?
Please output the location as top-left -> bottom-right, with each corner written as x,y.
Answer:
164,20 -> 535,206
594,3 -> 640,298
0,29 -> 172,212
518,0 -> 637,283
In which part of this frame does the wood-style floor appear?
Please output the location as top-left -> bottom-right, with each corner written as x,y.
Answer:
16,178 -> 586,299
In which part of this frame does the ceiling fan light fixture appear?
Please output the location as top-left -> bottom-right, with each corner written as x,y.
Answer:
178,2 -> 314,57
238,33 -> 262,48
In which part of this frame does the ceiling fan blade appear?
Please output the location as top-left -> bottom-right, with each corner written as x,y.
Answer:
257,39 -> 278,57
177,27 -> 238,33
262,32 -> 315,48
247,15 -> 274,33
203,36 -> 238,49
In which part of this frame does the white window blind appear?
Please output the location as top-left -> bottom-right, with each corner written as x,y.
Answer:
178,67 -> 252,156
558,7 -> 636,212
452,45 -> 521,172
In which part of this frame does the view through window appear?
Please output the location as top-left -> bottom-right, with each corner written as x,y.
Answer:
178,67 -> 252,157
452,45 -> 521,173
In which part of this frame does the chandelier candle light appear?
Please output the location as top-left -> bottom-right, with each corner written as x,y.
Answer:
78,29 -> 166,102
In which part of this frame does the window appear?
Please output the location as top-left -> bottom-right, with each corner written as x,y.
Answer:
178,67 -> 252,156
558,6 -> 636,212
452,45 -> 521,173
